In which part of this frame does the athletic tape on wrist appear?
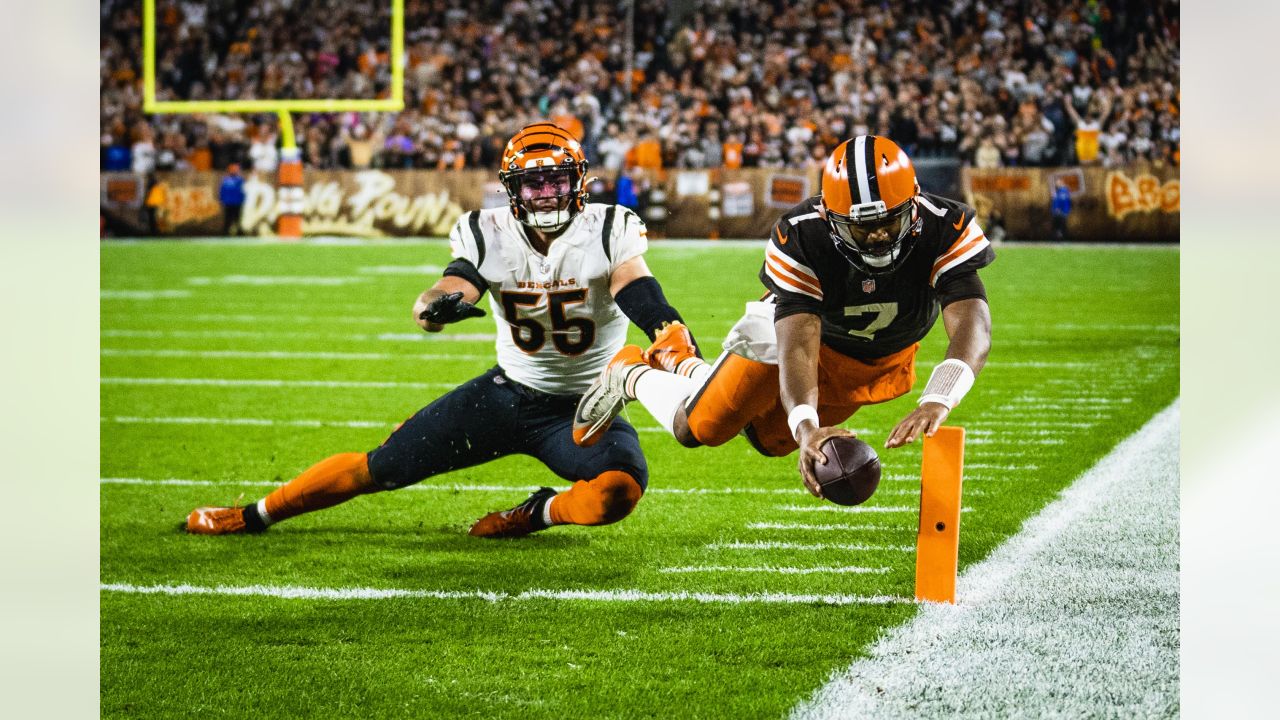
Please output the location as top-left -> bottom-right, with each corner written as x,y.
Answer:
787,404 -> 819,441
919,358 -> 976,410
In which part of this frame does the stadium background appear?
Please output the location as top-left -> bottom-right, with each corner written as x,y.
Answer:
100,0 -> 1179,241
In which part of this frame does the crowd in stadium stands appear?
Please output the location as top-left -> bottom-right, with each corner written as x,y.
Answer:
101,0 -> 1179,175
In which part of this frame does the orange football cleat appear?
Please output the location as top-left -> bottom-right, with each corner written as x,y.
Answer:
185,506 -> 255,535
468,487 -> 557,538
572,344 -> 647,447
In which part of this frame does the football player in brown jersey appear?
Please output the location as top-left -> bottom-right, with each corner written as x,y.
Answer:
573,135 -> 992,500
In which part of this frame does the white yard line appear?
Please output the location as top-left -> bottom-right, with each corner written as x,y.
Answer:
98,582 -> 909,606
101,348 -> 485,361
746,523 -> 906,532
101,377 -> 456,390
101,289 -> 193,299
99,478 -> 813,496
101,329 -> 494,343
186,275 -> 369,286
102,416 -> 391,429
706,541 -> 915,552
659,566 -> 891,575
776,505 -> 973,514
790,400 -> 1179,720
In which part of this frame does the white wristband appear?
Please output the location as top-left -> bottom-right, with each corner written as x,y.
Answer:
787,404 -> 819,441
919,358 -> 976,410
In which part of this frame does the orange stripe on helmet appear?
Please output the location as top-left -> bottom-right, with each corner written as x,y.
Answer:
502,124 -> 586,171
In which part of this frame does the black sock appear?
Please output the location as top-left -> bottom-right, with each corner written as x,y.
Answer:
241,503 -> 268,532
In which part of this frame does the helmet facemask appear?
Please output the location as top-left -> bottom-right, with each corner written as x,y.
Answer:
500,163 -> 587,233
826,198 -> 917,275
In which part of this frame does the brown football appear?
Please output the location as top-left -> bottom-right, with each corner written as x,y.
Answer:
814,436 -> 881,506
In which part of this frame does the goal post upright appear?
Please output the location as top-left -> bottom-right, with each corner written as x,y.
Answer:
141,0 -> 406,237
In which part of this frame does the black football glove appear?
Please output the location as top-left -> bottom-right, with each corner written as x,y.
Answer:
420,291 -> 486,325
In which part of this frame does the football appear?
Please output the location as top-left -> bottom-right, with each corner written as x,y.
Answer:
814,436 -> 881,506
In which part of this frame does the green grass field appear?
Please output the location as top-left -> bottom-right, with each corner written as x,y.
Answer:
100,239 -> 1178,718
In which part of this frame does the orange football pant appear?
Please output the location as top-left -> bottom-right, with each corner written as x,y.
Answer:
685,342 -> 918,456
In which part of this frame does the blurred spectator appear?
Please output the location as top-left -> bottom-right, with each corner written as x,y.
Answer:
144,173 -> 167,235
249,127 -> 279,174
99,0 -> 1178,172
218,164 -> 246,236
1051,178 -> 1073,241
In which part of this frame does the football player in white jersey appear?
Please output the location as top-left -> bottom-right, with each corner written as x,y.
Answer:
185,123 -> 699,538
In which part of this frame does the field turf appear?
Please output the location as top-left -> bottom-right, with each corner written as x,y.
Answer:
100,239 -> 1178,718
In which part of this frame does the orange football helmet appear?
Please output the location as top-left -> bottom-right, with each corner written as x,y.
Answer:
821,135 -> 920,274
498,122 -> 589,232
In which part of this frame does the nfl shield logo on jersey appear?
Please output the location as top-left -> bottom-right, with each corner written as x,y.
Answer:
862,279 -> 876,293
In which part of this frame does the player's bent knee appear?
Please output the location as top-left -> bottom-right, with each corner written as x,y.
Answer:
594,471 -> 644,524
686,414 -> 740,447
366,449 -> 423,490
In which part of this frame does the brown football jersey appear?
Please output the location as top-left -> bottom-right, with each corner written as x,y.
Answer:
759,193 -> 994,359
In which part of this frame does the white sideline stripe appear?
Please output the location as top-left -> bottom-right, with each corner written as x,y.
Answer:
776,505 -> 973,514
747,523 -> 906,532
103,416 -> 391,429
102,377 -> 456,390
966,463 -> 1039,470
660,566 -> 891,575
791,400 -> 1180,720
707,541 -> 914,552
102,348 -> 485,361
98,582 -> 909,606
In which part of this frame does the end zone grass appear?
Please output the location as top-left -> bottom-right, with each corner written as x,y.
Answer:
101,240 -> 1178,718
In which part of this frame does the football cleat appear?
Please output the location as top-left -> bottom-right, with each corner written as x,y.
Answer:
572,344 -> 647,447
642,321 -> 699,374
469,487 -> 557,538
186,506 -> 257,535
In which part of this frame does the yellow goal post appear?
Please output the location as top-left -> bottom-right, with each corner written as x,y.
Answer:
141,0 -> 406,236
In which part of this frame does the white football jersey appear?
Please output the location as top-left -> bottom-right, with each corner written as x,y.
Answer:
447,203 -> 647,395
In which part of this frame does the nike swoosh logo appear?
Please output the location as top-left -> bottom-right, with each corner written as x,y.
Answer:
952,213 -> 965,231
775,227 -> 787,245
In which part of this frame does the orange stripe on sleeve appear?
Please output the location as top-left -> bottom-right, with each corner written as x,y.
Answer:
765,257 -> 823,297
766,244 -> 820,289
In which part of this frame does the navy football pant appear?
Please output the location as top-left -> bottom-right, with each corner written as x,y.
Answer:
366,366 -> 648,491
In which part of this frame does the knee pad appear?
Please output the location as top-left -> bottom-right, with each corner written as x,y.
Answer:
593,471 -> 643,524
549,471 -> 644,527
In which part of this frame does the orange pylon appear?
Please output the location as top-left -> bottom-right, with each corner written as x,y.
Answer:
915,426 -> 965,603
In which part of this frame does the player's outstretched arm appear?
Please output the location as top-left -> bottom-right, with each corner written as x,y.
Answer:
610,256 -> 700,352
414,276 -> 485,333
886,297 -> 992,448
777,312 -> 854,497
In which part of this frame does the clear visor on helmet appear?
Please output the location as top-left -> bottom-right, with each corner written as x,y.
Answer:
827,201 -> 914,259
510,167 -> 578,230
